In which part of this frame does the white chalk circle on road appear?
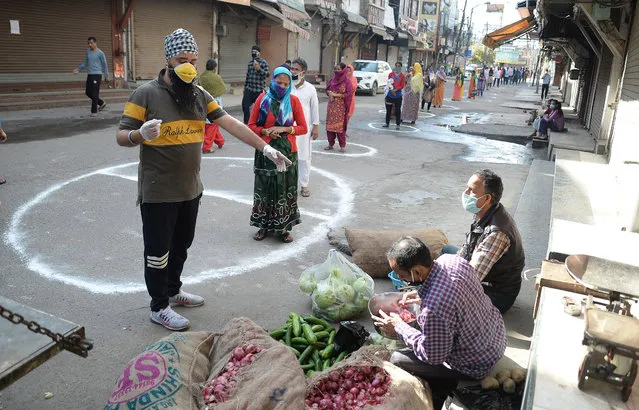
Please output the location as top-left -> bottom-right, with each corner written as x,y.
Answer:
367,123 -> 419,133
4,157 -> 354,295
312,141 -> 378,157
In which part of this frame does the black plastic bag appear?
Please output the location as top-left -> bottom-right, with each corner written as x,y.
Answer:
334,321 -> 369,353
452,384 -> 523,410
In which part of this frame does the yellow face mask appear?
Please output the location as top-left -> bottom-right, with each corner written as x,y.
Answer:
173,63 -> 197,84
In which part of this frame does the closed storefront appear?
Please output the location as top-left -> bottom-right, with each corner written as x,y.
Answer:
387,45 -> 399,66
1,0 -> 112,87
360,36 -> 378,60
609,4 -> 639,165
588,47 -> 613,140
378,43 -> 388,62
259,23 -> 289,68
133,0 -> 214,80
298,15 -> 323,71
219,7 -> 259,83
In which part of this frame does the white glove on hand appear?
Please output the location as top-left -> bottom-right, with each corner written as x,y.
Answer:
262,145 -> 292,172
140,119 -> 163,141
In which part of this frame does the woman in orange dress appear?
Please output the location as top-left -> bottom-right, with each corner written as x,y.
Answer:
451,72 -> 464,101
467,70 -> 477,99
346,64 -> 358,123
432,66 -> 446,108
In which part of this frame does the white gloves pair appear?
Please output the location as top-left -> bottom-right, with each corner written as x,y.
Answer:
139,118 -> 290,172
263,145 -> 292,172
140,119 -> 163,141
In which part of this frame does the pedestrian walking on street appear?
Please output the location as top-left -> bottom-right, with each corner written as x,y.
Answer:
242,45 -> 270,124
291,58 -> 320,198
401,63 -> 423,124
116,28 -> 291,331
541,69 -> 552,101
73,36 -> 109,117
421,70 -> 434,111
384,62 -> 405,130
199,59 -> 226,153
432,66 -> 446,108
0,121 -> 7,185
248,66 -> 308,243
325,63 -> 353,151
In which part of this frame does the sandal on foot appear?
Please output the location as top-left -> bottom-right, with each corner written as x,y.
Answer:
281,232 -> 293,243
324,146 -> 334,150
253,229 -> 267,241
0,178 -> 5,185
339,147 -> 346,153
301,187 -> 311,197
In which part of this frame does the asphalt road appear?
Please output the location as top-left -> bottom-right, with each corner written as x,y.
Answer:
0,82 -> 544,408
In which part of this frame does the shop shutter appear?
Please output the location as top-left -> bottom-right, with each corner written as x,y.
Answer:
609,4 -> 639,164
133,0 -> 214,80
219,10 -> 259,83
378,43 -> 388,62
298,15 -> 323,71
387,46 -> 399,66
360,37 -> 378,60
589,47 -> 613,138
0,0 -> 112,74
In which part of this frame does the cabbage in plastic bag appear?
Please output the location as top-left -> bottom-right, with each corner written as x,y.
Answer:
299,249 -> 375,322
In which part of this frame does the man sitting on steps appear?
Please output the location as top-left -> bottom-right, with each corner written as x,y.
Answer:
442,169 -> 525,314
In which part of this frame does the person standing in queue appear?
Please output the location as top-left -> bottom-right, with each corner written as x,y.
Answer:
324,63 -> 352,152
242,45 -> 270,124
248,67 -> 308,243
290,58 -> 320,198
384,62 -> 405,130
198,58 -> 227,153
116,28 -> 290,331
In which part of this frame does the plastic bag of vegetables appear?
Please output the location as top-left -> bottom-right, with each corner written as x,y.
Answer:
300,249 -> 375,322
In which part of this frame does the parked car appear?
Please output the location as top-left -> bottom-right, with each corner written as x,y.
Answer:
352,60 -> 392,96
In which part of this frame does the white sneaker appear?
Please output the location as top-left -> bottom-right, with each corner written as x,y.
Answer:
169,290 -> 205,307
151,306 -> 190,331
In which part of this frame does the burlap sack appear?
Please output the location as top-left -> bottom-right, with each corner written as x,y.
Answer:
345,228 -> 449,278
204,317 -> 306,409
105,331 -> 215,410
306,346 -> 433,410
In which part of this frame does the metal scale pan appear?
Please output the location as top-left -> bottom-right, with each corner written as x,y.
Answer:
565,254 -> 639,300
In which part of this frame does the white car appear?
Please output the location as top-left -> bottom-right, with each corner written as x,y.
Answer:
352,60 -> 393,96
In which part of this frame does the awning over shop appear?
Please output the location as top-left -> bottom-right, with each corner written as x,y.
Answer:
279,2 -> 311,21
344,10 -> 368,26
483,15 -> 536,49
251,1 -> 310,39
369,24 -> 394,40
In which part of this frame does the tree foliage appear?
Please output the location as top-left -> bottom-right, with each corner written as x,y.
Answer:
469,44 -> 496,66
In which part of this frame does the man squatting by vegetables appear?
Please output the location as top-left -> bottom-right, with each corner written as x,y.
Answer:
116,28 -> 290,331
372,236 -> 507,409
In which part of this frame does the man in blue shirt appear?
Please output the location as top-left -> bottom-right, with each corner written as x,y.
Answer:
73,36 -> 109,117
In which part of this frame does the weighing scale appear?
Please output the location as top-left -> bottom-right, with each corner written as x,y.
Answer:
565,254 -> 639,401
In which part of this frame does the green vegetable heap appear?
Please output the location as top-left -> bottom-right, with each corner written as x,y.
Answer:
269,313 -> 348,378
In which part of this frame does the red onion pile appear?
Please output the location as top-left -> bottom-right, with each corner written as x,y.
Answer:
305,365 -> 392,409
202,344 -> 264,406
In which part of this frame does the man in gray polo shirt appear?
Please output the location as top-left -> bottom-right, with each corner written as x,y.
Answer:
116,28 -> 291,331
73,36 -> 109,117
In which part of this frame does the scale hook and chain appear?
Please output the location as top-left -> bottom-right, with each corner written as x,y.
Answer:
0,304 -> 93,357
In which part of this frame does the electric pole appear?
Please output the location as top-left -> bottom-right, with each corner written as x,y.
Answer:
334,0 -> 343,66
453,0 -> 468,68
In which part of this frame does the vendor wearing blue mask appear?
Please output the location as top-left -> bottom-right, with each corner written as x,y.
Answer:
442,169 -> 525,313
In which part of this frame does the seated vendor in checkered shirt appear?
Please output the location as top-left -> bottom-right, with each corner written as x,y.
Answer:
372,237 -> 507,410
441,169 -> 526,314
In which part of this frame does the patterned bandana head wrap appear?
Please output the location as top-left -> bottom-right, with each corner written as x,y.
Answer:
257,66 -> 293,127
164,28 -> 199,60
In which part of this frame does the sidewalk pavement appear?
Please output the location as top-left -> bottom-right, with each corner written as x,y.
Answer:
450,82 -> 557,142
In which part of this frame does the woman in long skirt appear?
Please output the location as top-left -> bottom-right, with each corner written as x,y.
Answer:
346,64 -> 358,124
477,72 -> 486,97
467,71 -> 477,99
248,67 -> 308,243
421,70 -> 434,111
325,63 -> 353,152
401,64 -> 423,124
451,73 -> 464,101
431,66 -> 446,108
